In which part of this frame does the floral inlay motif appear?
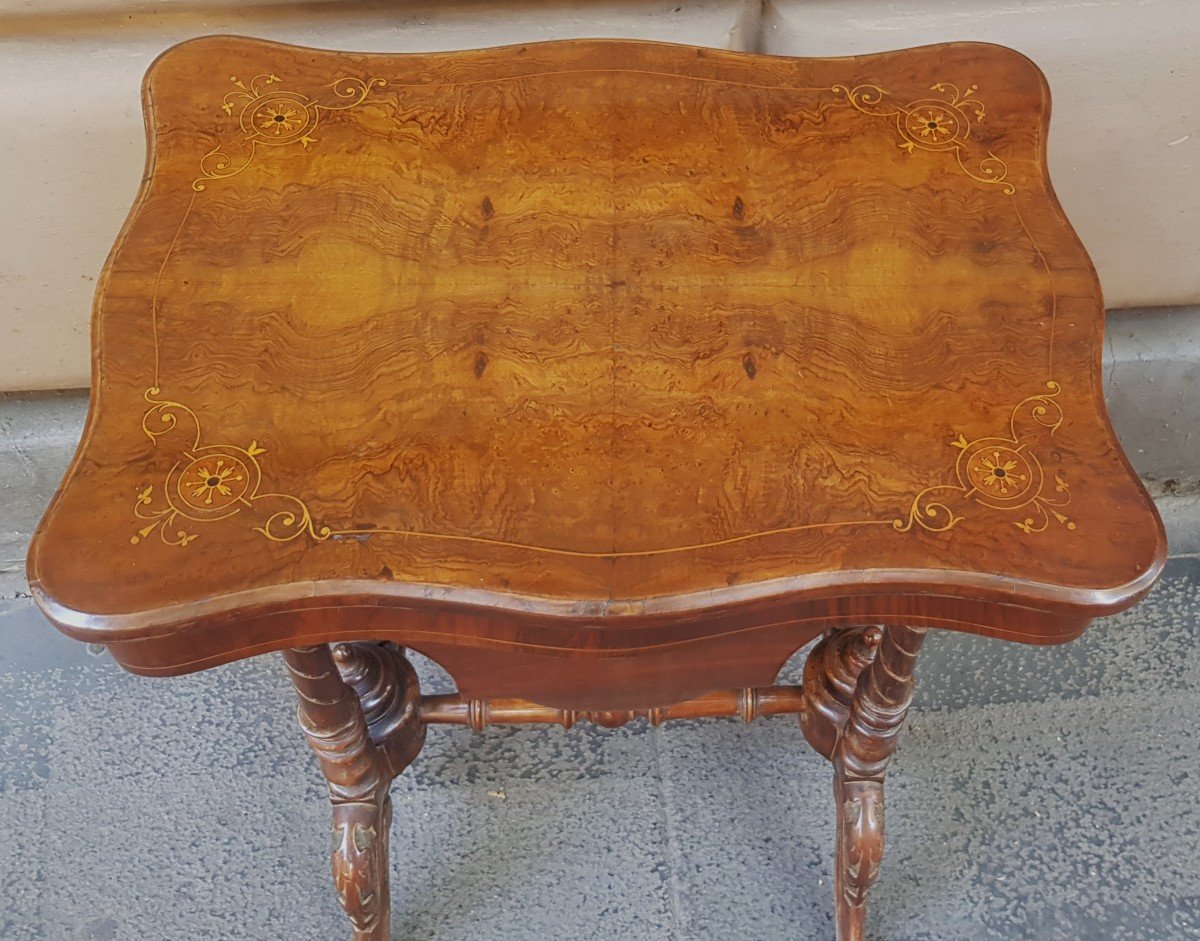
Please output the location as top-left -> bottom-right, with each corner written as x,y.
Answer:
187,459 -> 246,506
258,104 -> 303,135
895,382 -> 1075,535
194,73 -> 386,191
131,388 -> 329,546
833,80 -> 1014,193
969,448 -> 1030,497
908,109 -> 954,143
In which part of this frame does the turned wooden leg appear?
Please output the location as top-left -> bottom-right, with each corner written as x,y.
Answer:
283,642 -> 425,941
830,625 -> 927,941
802,626 -> 926,941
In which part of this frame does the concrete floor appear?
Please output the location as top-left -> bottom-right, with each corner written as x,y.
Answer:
1,557 -> 1198,940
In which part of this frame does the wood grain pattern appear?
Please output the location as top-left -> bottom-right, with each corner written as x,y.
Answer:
27,36 -> 1164,709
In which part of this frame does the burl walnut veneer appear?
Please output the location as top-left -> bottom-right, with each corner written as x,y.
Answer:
28,36 -> 1165,940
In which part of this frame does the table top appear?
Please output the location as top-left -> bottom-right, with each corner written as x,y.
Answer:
28,36 -> 1165,683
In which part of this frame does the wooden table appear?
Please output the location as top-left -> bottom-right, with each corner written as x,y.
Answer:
28,36 -> 1165,940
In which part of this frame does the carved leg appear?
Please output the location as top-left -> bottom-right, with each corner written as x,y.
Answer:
829,625 -> 927,941
331,797 -> 392,941
833,775 -> 884,941
283,643 -> 425,941
333,641 -> 425,779
800,627 -> 884,760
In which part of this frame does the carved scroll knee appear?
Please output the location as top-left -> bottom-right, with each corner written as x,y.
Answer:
800,626 -> 883,759
333,641 -> 426,778
283,643 -> 425,941
830,625 -> 927,941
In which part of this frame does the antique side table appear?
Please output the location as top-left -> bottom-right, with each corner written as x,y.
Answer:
28,36 -> 1165,941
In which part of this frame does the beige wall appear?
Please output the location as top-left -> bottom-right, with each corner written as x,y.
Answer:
763,0 -> 1200,314
0,0 -> 1195,390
